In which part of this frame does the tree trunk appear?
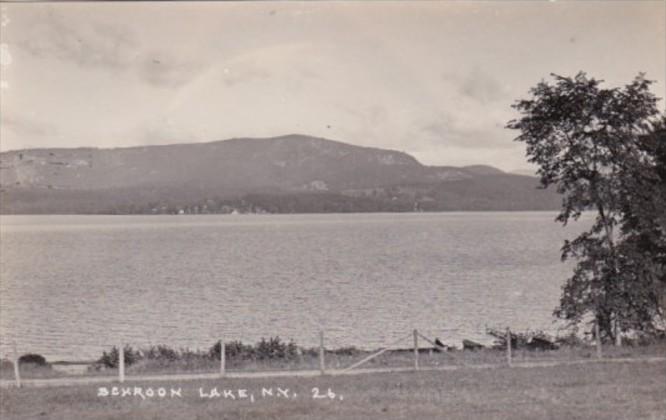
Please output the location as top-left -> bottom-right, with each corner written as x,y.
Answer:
598,204 -> 622,347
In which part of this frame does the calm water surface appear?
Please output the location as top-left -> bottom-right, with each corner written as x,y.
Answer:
0,212 -> 588,360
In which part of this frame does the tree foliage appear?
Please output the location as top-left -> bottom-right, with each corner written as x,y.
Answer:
507,72 -> 665,341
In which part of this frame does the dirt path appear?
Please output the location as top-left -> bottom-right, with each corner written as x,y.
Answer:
2,356 -> 665,389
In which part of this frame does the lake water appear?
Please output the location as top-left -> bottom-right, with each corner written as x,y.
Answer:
0,212 -> 588,361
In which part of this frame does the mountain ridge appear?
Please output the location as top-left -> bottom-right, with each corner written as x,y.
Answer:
0,134 -> 561,214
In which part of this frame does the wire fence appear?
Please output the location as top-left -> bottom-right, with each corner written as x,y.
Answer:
1,320 -> 644,389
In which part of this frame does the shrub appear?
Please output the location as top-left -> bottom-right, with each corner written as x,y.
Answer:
255,337 -> 298,361
143,345 -> 179,362
209,337 -> 298,361
209,340 -> 255,361
620,329 -> 666,346
96,337 -> 308,369
179,348 -> 203,362
18,353 -> 48,366
555,331 -> 586,347
302,347 -> 319,357
97,345 -> 141,368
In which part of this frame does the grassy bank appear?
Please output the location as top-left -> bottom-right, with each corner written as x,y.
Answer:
1,359 -> 665,420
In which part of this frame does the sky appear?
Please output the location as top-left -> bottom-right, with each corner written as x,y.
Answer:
0,1 -> 664,172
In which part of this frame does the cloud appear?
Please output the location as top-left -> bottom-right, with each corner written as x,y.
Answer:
0,113 -> 60,150
136,117 -> 201,146
459,68 -> 507,104
412,69 -> 514,151
15,8 -> 137,70
221,65 -> 271,87
137,50 -> 204,88
420,119 -> 514,151
10,7 -> 202,89
1,113 -> 55,137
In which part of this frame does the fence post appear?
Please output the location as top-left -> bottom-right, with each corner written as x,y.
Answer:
614,317 -> 621,347
319,331 -> 325,375
506,328 -> 512,367
13,342 -> 21,388
595,320 -> 603,359
118,343 -> 125,383
220,340 -> 226,377
413,329 -> 419,370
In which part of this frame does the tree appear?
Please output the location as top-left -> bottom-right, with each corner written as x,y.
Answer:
507,72 -> 665,343
616,116 -> 666,331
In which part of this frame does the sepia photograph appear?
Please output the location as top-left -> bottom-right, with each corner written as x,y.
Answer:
0,0 -> 665,419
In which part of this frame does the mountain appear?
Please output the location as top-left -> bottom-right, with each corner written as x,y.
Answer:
0,134 -> 561,214
510,168 -> 538,177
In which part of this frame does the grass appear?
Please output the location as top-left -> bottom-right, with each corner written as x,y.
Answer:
1,359 -> 665,420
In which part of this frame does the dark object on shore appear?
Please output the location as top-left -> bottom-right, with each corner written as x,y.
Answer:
486,328 -> 519,350
393,348 -> 435,354
434,338 -> 448,352
462,340 -> 484,351
18,353 -> 48,366
527,336 -> 558,351
329,346 -> 361,356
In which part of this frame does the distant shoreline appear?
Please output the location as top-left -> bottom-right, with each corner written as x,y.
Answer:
0,209 -> 564,217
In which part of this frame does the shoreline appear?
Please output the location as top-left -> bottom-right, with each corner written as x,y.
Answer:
3,339 -> 665,383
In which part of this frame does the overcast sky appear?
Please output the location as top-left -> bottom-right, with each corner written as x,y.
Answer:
0,1 -> 664,171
